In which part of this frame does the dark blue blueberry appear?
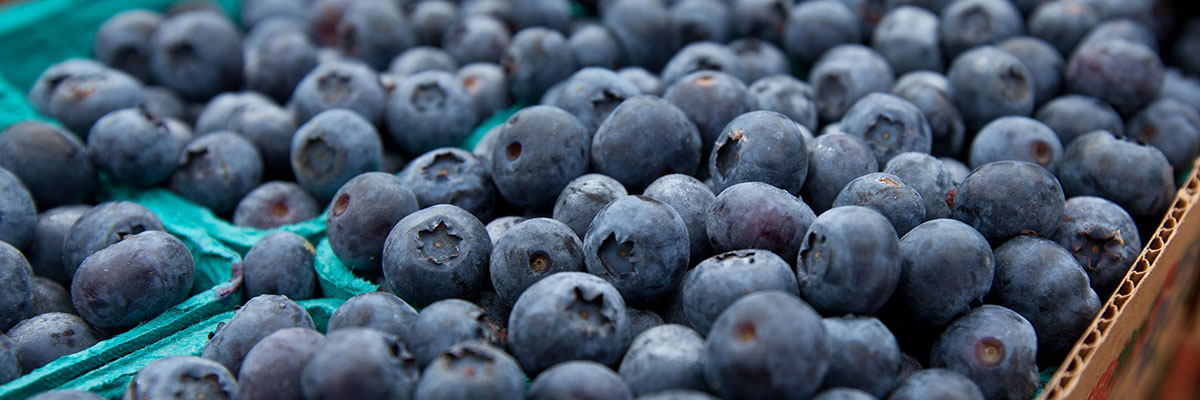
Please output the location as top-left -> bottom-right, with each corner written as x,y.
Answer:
88,107 -> 190,188
528,361 -> 633,400
244,24 -> 318,104
399,148 -> 496,220
604,0 -> 675,71
7,312 -> 99,371
832,173 -> 926,236
444,15 -> 511,65
490,218 -> 585,306
27,390 -> 104,400
584,195 -> 690,306
891,71 -> 966,158
802,133 -> 879,213
947,46 -> 1036,132
930,305 -> 1039,400
1028,0 -> 1101,55
490,105 -> 591,211
335,0 -> 414,70
124,356 -> 238,400
784,0 -> 861,70
1126,98 -> 1200,172
643,174 -> 716,266
0,122 -> 96,208
547,68 -> 641,134
671,0 -> 732,45
0,334 -> 17,384
705,291 -> 829,400
386,71 -> 479,154
463,0 -> 514,26
458,63 -> 511,120
636,390 -> 719,400
939,0 -> 1024,59
730,0 -> 789,44
410,0 -> 460,47
202,294 -> 316,375
811,388 -> 876,400
383,205 -> 492,308
839,93 -> 932,165
243,16 -> 308,50
94,9 -> 161,83
170,132 -> 264,214
810,45 -> 895,123
884,219 -> 994,329
28,277 -> 75,317
62,202 -> 164,278
968,116 -> 1064,170
1052,196 -> 1142,296
1034,94 -> 1125,145
663,71 -> 749,165
389,46 -> 459,77
327,291 -> 418,339
141,86 -> 187,121
729,38 -> 789,85
300,327 -> 420,400
502,27 -> 575,103
681,249 -> 798,335
1078,18 -> 1159,53
709,111 -> 808,194
149,11 -> 243,101
821,316 -> 901,398
951,160 -> 1066,243
884,152 -> 955,220
661,42 -> 745,87
1163,69 -> 1200,114
327,172 -> 419,271
941,157 -> 970,187
871,6 -> 941,75
553,174 -> 627,240
593,96 -> 702,191
236,327 -> 323,400
510,0 -> 571,33
306,0 -> 355,47
999,36 -> 1064,108
798,206 -> 900,316
619,324 -> 708,396
1065,39 -> 1163,115
627,307 -> 664,337
708,182 -> 816,261
44,66 -> 146,136
616,67 -> 663,96
194,91 -> 271,134
1057,131 -> 1175,219
507,272 -> 631,374
27,59 -> 108,118
1175,19 -> 1200,76
886,368 -> 985,400
292,61 -> 386,125
476,291 -> 512,333
568,23 -> 625,70
0,242 -> 33,332
290,109 -> 384,202
414,341 -> 525,400
747,75 -> 818,136
233,181 -> 322,229
240,0 -> 308,29
72,231 -> 192,328
406,299 -> 505,367
243,232 -> 316,300
485,216 -> 526,245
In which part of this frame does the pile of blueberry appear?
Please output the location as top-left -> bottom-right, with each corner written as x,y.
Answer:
1,0 -> 1199,398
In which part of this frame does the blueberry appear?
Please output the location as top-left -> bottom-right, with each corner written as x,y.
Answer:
490,218 -> 585,306
399,148 -> 496,220
202,294 -> 315,375
583,195 -> 690,306
327,291 -> 418,339
998,36 -> 1065,107
661,42 -> 745,86
170,132 -> 263,214
458,62 -> 511,120
407,299 -> 505,367
568,23 -> 625,70
335,0 -> 414,70
327,172 -> 419,271
1125,98 -> 1200,172
798,206 -> 901,316
883,152 -> 956,220
663,72 -> 749,164
93,9 -> 161,83
810,388 -> 876,400
476,291 -> 513,331
871,6 -> 941,75
442,16 -> 510,66
747,75 -> 818,132
240,0 -> 308,30
643,174 -> 717,265
891,71 -> 966,157
708,182 -> 816,261
462,0 -> 513,24
27,59 -> 108,118
1056,131 -> 1175,219
681,249 -> 799,335
784,0 -> 862,70
72,231 -> 192,328
1175,19 -> 1200,76
528,361 -> 633,400
1078,19 -> 1159,53
886,368 -> 985,400
1065,39 -> 1164,115
0,122 -> 95,208
553,174 -> 628,239
140,86 -> 187,121
88,107 -> 191,188
235,327 -> 323,400
7,312 -> 99,371
0,334 -> 17,384
951,161 -> 1066,243
989,236 -> 1101,364
1052,196 -> 1142,295
801,133 -> 879,213
243,232 -> 316,300
839,93 -> 933,166
968,116 -> 1064,170
821,316 -> 901,398
306,0 -> 355,47
386,71 -> 480,154
947,46 -> 1036,132
704,291 -> 830,400
243,16 -> 309,49
604,0 -> 675,71
941,157 -> 971,187
502,27 -> 575,103
291,109 -> 384,202
63,202 -> 164,278
883,219 -> 994,329
1034,94 -> 1125,145
196,94 -> 297,178
244,26 -> 318,103
636,390 -> 720,400
194,91 -> 271,134
1028,0 -> 1101,55
510,0 -> 572,33
709,111 -> 809,194
617,67 -> 664,96
384,205 -> 491,307
124,356 -> 238,400
939,0 -> 1024,60
233,181 -> 322,229
292,61 -> 386,125
414,341 -> 525,400
44,66 -> 146,137
729,0 -> 789,44
670,0 -> 732,45
546,68 -> 641,134
490,105 -> 591,210
930,305 -> 1039,400
627,307 -> 665,337
485,216 -> 527,245
389,46 -> 459,77
832,173 -> 926,236
150,11 -> 243,101
301,327 -> 420,400
1163,68 -> 1200,114
729,39 -> 790,85
28,390 -> 104,400
810,45 -> 895,123
410,0 -> 459,47
507,272 -> 631,374
618,324 -> 708,395
27,277 -> 76,317
0,242 -> 33,331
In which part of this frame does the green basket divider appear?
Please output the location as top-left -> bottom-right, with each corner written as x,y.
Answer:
0,73 -> 48,132
314,238 -> 379,300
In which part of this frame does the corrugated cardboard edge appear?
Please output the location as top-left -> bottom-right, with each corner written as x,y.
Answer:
1041,159 -> 1200,399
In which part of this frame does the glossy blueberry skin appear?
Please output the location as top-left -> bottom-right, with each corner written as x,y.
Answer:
327,291 -> 418,339
93,9 -> 161,83
243,232 -> 316,300
784,0 -> 861,70
72,231 -> 192,328
664,71 -> 750,162
62,202 -> 164,278
290,109 -> 384,202
389,47 -> 458,77
643,174 -> 717,266
170,132 -> 263,214
414,341 -> 525,400
821,316 -> 901,398
568,23 -> 624,70
839,93 -> 932,166
88,107 -> 190,188
326,172 -> 419,272
198,95 -> 296,179
810,45 -> 895,123
947,46 -> 1036,132
0,122 -> 94,208
887,368 -> 985,400
407,299 -> 505,367
444,15 -> 510,65
584,195 -> 690,306
547,68 -> 641,134
709,111 -> 809,194
28,277 -> 77,317
235,327 -> 323,400
383,205 -> 492,308
411,0 -> 459,47
952,161 -> 1066,243
604,0 -> 675,71
26,59 -> 108,118
1028,0 -> 1101,56
0,242 -> 33,332
387,71 -> 480,154
871,6 -> 940,75
748,75 -> 818,132
334,1 -> 413,71
528,361 -> 633,400
999,36 -> 1064,108
292,61 -> 386,125
1052,196 -> 1142,296
662,42 -> 745,87
1079,19 -> 1159,53
891,72 -> 966,158
832,173 -> 926,236
969,116 -> 1064,171
552,174 -> 627,239
884,152 -> 955,220
705,291 -> 829,400
884,219 -> 994,329
502,27 -> 575,103
681,249 -> 798,335
7,312 -> 99,371
458,63 -> 511,120
1057,131 -> 1175,219
124,356 -> 238,400
619,324 -> 708,396
1034,94 -> 1125,146
485,216 -> 526,245
670,0 -> 732,46
490,218 -> 585,306
931,305 -> 1040,400
28,390 -> 105,400
202,295 -> 316,376
1126,98 -> 1200,172
617,67 -> 663,96
989,236 -> 1101,364
709,182 -> 816,261
301,327 -> 420,400
594,96 -> 702,191
1065,39 -> 1163,115
399,148 -> 496,220
939,0 -> 1024,59
507,272 -> 631,374
149,11 -> 242,101
244,22 -> 318,103
0,334 -> 17,384
728,39 -> 788,86
798,206 -> 901,316
233,181 -> 322,229
489,106 -> 591,211
801,133 -> 879,214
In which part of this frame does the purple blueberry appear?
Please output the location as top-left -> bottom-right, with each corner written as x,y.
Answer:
708,182 -> 816,261
0,122 -> 96,208
1065,39 -> 1164,115
62,202 -> 164,278
233,181 -> 322,229
72,231 -> 192,328
7,312 -> 99,371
